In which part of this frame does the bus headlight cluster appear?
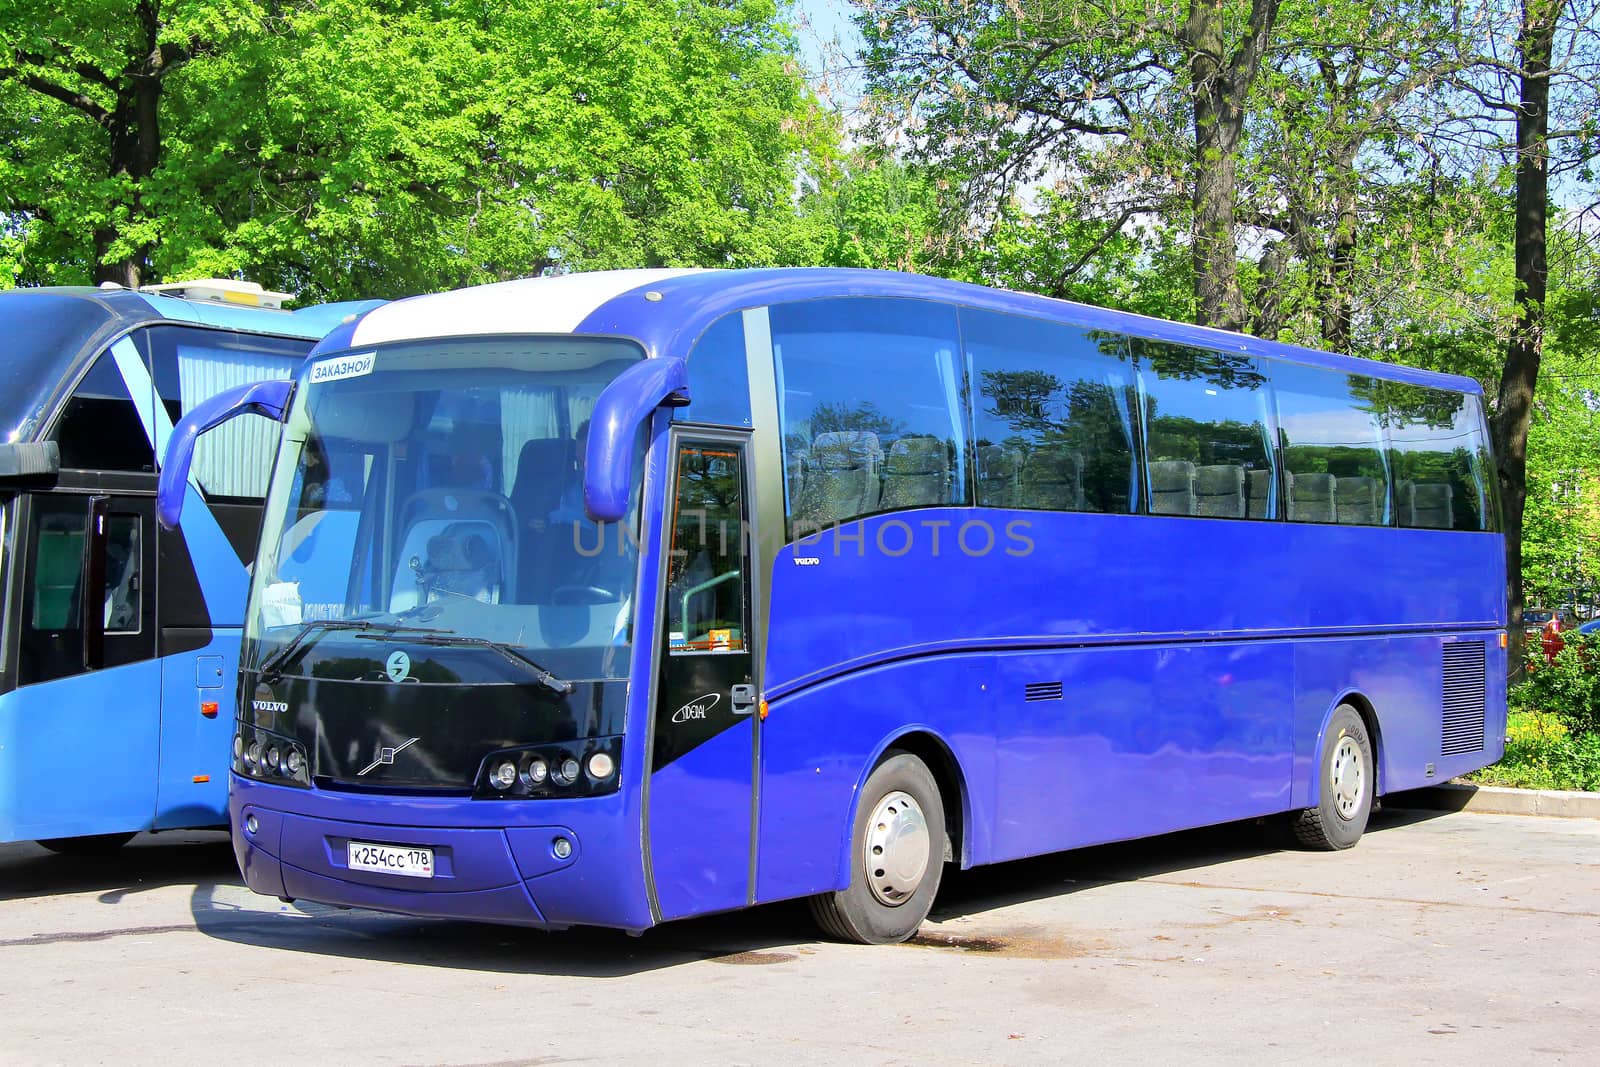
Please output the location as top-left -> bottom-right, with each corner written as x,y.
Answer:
473,736 -> 622,799
233,720 -> 311,788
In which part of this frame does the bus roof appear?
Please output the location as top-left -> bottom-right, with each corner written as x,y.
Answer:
0,285 -> 383,445
338,268 -> 1485,396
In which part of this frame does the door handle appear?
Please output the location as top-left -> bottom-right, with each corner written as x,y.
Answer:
731,684 -> 756,715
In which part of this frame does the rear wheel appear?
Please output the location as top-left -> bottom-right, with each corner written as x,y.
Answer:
808,751 -> 945,944
1292,705 -> 1373,850
36,832 -> 137,856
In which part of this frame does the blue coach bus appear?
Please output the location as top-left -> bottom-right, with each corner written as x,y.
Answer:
160,269 -> 1506,942
0,280 -> 379,853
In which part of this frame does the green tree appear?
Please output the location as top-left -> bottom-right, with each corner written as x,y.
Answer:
1,0 -> 829,298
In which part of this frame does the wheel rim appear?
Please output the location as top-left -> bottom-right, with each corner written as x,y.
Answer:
1330,734 -> 1366,820
863,790 -> 930,907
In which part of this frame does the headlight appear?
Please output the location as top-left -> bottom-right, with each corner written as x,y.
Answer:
472,737 -> 621,799
490,760 -> 517,791
234,721 -> 311,788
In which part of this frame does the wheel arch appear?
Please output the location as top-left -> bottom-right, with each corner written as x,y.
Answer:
850,727 -> 971,873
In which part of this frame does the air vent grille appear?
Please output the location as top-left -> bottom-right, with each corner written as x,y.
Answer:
1024,681 -> 1064,702
1441,641 -> 1487,756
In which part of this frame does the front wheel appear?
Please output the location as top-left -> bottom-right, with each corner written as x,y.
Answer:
36,832 -> 137,856
1292,704 -> 1373,851
808,751 -> 945,944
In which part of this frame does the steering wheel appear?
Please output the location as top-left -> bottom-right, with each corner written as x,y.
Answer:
552,584 -> 616,606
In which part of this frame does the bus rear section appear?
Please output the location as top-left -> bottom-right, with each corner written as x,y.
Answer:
172,268 -> 1507,941
0,283 -> 378,851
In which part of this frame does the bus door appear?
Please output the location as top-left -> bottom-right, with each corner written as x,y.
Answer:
648,433 -> 760,920
10,491 -> 160,837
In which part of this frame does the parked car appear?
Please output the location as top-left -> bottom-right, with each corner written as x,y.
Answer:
1580,618 -> 1600,636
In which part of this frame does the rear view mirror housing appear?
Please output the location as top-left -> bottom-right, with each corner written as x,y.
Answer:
0,441 -> 60,483
158,378 -> 294,529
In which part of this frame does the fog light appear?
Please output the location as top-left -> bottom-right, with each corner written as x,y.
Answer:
245,814 -> 258,835
490,760 -> 517,791
552,836 -> 573,859
557,757 -> 581,784
588,752 -> 615,779
285,749 -> 305,776
522,758 -> 549,787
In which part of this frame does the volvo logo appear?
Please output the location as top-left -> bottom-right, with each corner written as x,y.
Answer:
385,650 -> 411,682
672,692 -> 721,724
251,700 -> 289,714
357,737 -> 419,776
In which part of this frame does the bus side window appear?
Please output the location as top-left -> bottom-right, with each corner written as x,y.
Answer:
963,309 -> 1137,515
103,516 -> 141,633
51,352 -> 155,472
1135,341 -> 1274,520
771,299 -> 965,536
1380,384 -> 1491,532
1271,364 -> 1390,526
680,313 -> 752,428
21,499 -> 89,686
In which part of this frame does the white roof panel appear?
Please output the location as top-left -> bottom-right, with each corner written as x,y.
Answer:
349,269 -> 706,346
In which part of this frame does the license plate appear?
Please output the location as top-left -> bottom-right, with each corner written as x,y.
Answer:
347,840 -> 434,879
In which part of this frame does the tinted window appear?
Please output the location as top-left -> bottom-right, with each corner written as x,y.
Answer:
22,497 -> 88,685
772,299 -> 964,533
1272,363 -> 1389,526
52,351 -> 155,472
679,313 -> 751,427
1371,383 -> 1493,531
666,443 -> 748,653
146,325 -> 310,500
964,310 -> 1136,514
1136,342 -> 1273,519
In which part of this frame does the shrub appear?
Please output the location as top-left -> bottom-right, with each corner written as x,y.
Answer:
1511,632 -> 1600,737
1470,709 -> 1600,792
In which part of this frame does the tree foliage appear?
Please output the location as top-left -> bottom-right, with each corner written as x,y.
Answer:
0,0 -> 830,298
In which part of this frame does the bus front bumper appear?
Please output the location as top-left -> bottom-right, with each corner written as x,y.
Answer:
229,775 -> 652,932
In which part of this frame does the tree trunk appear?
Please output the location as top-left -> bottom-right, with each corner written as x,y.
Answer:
92,3 -> 168,287
1180,0 -> 1280,333
1495,0 -> 1563,679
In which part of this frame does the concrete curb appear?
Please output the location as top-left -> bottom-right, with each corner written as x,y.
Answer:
1387,782 -> 1600,818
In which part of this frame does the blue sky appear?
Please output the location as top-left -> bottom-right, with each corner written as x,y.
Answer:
787,0 -> 865,100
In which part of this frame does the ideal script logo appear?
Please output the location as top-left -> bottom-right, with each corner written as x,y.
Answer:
672,692 -> 721,724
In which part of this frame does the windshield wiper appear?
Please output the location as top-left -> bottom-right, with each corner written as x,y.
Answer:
357,632 -> 575,696
257,618 -> 453,681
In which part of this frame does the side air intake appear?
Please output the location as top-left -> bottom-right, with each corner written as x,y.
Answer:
1025,681 -> 1064,702
1441,641 -> 1487,756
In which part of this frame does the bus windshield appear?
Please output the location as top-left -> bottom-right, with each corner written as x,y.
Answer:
244,335 -> 647,684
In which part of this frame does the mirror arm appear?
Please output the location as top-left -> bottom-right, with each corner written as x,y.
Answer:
584,357 -> 689,523
158,378 -> 294,530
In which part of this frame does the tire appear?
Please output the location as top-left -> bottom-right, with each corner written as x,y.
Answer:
36,832 -> 137,856
808,751 -> 945,944
1292,704 -> 1374,851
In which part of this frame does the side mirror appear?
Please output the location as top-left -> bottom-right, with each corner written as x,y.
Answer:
0,441 -> 60,483
583,357 -> 689,523
159,378 -> 295,530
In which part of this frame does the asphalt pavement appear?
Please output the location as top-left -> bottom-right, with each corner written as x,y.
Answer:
0,803 -> 1595,1064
